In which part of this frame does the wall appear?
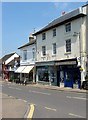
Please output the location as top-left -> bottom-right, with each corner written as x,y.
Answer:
20,44 -> 36,65
36,17 -> 83,62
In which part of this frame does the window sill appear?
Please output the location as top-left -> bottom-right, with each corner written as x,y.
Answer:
52,54 -> 56,57
64,52 -> 71,55
41,56 -> 46,58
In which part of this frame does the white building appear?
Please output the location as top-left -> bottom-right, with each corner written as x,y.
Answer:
34,4 -> 88,88
15,34 -> 36,83
1,52 -> 20,81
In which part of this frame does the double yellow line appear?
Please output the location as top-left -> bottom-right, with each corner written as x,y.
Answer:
27,104 -> 35,119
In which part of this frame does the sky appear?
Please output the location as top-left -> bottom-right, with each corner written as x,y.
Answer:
1,2 -> 87,58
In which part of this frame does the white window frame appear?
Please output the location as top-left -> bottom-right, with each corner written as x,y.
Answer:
42,46 -> 46,56
52,43 -> 56,55
42,33 -> 46,40
65,39 -> 71,53
65,23 -> 71,33
53,28 -> 56,37
32,48 -> 35,60
23,50 -> 27,61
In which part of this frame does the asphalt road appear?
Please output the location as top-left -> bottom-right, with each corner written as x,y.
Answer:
0,81 -> 87,119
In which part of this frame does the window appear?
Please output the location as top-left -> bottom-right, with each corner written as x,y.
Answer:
53,29 -> 56,37
42,46 -> 46,56
32,48 -> 35,60
23,50 -> 27,60
66,39 -> 71,52
65,23 -> 71,32
38,67 -> 49,82
42,33 -> 46,40
52,43 -> 56,55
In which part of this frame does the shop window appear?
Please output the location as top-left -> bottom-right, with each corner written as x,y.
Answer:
38,68 -> 49,82
60,71 -> 64,83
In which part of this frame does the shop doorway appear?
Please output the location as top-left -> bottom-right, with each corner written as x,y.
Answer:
64,70 -> 73,88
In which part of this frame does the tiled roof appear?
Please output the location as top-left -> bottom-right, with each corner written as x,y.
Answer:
18,39 -> 36,49
34,8 -> 86,35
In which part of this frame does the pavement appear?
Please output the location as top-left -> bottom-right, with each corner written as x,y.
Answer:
27,83 -> 87,93
0,92 -> 29,118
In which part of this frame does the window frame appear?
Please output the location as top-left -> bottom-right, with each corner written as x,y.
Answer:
52,43 -> 56,55
65,23 -> 71,33
32,48 -> 35,60
53,28 -> 56,37
42,33 -> 46,40
65,39 -> 71,53
23,50 -> 27,61
42,46 -> 46,56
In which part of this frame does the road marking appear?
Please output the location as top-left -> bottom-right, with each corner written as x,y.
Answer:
66,96 -> 87,100
29,90 -> 51,95
69,113 -> 85,118
8,87 -> 21,90
18,98 -> 27,103
15,88 -> 21,90
27,104 -> 35,119
45,107 -> 56,111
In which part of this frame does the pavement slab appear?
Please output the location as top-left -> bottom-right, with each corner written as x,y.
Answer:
0,93 -> 29,118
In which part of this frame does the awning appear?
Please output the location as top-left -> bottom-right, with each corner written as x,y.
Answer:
15,66 -> 26,73
21,66 -> 34,73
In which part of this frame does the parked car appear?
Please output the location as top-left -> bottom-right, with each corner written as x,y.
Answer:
82,81 -> 88,90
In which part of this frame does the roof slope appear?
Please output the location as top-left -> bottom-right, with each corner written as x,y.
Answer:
34,8 -> 86,35
18,39 -> 36,49
1,52 -> 15,62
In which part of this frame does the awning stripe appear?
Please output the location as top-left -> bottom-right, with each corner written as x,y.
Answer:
21,66 -> 34,73
15,66 -> 26,73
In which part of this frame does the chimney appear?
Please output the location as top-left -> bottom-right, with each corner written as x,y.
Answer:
62,11 -> 66,15
29,33 -> 34,42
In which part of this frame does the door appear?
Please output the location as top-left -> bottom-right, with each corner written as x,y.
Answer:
64,70 -> 73,88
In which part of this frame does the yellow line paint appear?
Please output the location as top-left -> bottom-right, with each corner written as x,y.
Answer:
45,107 -> 56,111
27,104 -> 35,119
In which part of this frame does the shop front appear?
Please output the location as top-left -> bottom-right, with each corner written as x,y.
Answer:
36,61 -> 57,86
56,59 -> 81,88
15,65 -> 34,83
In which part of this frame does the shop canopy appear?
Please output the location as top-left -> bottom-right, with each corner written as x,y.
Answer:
21,66 -> 34,73
15,66 -> 26,73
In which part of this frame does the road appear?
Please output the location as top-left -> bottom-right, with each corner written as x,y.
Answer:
0,80 -> 87,119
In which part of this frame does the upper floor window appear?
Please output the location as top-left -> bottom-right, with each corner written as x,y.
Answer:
42,33 -> 46,40
23,50 -> 27,60
66,39 -> 71,52
42,46 -> 46,56
32,48 -> 35,60
65,23 -> 71,32
52,43 -> 56,55
53,29 -> 56,37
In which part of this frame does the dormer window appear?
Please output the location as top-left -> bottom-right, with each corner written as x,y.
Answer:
42,33 -> 46,40
65,23 -> 71,32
